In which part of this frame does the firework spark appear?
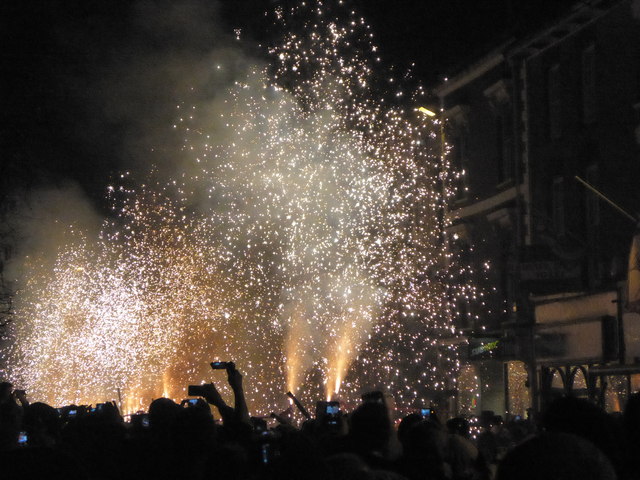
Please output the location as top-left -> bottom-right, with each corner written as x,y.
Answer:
4,1 -> 469,415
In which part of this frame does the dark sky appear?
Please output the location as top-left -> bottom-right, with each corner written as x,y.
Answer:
2,0 -> 577,205
224,0 -> 578,82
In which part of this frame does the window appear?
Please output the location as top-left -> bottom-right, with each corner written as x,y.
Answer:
507,361 -> 531,417
604,375 -> 628,413
451,131 -> 469,201
585,164 -> 600,227
457,364 -> 480,416
582,45 -> 597,124
552,176 -> 565,236
548,64 -> 562,138
571,368 -> 589,399
496,115 -> 505,182
496,112 -> 514,183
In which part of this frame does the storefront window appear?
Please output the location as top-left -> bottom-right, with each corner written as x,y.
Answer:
507,361 -> 530,417
604,375 -> 628,413
458,364 -> 480,416
571,368 -> 588,399
551,368 -> 564,390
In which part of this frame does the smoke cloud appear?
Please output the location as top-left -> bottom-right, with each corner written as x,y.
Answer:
3,0 -> 455,413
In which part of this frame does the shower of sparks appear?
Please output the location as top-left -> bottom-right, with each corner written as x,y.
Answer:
3,1 -> 475,414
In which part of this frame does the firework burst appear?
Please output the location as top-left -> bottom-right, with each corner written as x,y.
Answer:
4,1 -> 468,415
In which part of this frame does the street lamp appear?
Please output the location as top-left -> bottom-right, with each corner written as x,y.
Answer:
417,106 -> 437,117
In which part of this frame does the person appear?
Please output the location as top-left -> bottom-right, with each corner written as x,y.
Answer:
496,432 -> 616,480
396,419 -> 449,480
622,392 -> 640,480
0,382 -> 25,451
0,381 -> 13,405
446,419 -> 480,480
347,401 -> 396,471
22,402 -> 62,448
199,362 -> 251,430
541,396 -> 622,476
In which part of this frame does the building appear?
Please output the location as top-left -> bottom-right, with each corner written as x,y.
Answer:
434,0 -> 640,418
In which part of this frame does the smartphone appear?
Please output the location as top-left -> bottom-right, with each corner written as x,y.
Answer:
210,361 -> 235,370
187,398 -> 199,407
68,409 -> 78,418
420,408 -> 431,418
188,385 -> 207,396
325,402 -> 340,416
18,431 -> 28,446
131,413 -> 150,428
316,401 -> 340,425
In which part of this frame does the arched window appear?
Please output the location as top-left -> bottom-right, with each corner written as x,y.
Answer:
550,367 -> 566,397
570,366 -> 588,399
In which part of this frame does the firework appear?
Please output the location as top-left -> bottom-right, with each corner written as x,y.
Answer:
4,1 -> 469,415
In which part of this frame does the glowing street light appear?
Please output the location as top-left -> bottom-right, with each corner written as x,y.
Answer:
417,106 -> 437,117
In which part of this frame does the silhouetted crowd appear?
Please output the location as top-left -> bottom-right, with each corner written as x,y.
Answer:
1,366 -> 639,480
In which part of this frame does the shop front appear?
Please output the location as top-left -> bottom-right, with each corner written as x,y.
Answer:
533,290 -> 640,412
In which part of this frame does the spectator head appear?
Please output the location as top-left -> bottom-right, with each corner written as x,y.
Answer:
175,399 -> 215,448
479,410 -> 495,429
541,396 -> 620,469
401,420 -> 447,461
397,413 -> 422,448
0,382 -> 12,404
497,432 -> 616,480
148,397 -> 180,432
446,417 -> 470,438
22,402 -> 62,447
349,402 -> 392,453
624,391 -> 640,438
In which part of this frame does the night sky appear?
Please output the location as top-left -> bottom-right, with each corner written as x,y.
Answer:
2,0 -> 577,205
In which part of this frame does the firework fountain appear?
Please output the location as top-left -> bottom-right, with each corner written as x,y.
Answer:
2,1 -> 471,414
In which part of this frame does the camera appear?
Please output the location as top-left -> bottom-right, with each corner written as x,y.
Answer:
130,413 -> 150,429
210,361 -> 235,370
325,402 -> 340,416
316,401 -> 340,425
188,385 -> 208,397
181,398 -> 200,407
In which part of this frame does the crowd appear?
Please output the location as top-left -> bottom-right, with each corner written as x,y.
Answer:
1,365 -> 639,480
